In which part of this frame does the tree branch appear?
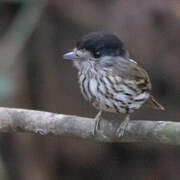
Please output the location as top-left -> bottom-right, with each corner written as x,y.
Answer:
0,107 -> 179,145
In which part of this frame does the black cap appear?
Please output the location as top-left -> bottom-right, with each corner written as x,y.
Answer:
76,32 -> 127,57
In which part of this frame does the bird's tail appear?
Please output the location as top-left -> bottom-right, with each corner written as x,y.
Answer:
146,95 -> 165,111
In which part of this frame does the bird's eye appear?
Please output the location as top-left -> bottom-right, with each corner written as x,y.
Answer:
93,50 -> 101,58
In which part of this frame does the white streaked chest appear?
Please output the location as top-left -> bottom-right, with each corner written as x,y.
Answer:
78,62 -> 98,101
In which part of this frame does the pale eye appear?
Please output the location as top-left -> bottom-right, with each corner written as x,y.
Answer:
93,50 -> 101,58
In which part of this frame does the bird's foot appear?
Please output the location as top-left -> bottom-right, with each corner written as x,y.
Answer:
116,114 -> 130,137
93,111 -> 103,135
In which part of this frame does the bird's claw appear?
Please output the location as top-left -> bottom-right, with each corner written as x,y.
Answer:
116,114 -> 130,137
93,111 -> 103,135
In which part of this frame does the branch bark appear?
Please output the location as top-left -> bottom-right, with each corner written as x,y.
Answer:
0,107 -> 179,145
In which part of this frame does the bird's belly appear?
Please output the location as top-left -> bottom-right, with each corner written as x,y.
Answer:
92,92 -> 149,113
79,74 -> 149,113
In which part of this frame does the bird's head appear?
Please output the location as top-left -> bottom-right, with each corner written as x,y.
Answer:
63,32 -> 129,68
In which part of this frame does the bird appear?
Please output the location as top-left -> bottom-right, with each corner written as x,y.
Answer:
63,32 -> 164,137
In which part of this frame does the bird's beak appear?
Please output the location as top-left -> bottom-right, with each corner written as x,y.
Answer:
63,51 -> 80,60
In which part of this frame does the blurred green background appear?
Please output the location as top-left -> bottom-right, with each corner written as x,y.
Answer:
0,0 -> 179,179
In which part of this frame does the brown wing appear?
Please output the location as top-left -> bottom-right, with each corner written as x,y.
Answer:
128,62 -> 164,110
110,57 -> 164,110
130,63 -> 152,92
129,62 -> 164,110
108,57 -> 152,92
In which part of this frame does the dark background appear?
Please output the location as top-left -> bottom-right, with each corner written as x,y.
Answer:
0,0 -> 179,179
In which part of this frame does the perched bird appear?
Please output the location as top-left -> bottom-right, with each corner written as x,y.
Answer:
63,32 -> 164,137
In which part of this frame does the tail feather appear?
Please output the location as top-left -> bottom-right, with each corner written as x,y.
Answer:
147,95 -> 165,111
